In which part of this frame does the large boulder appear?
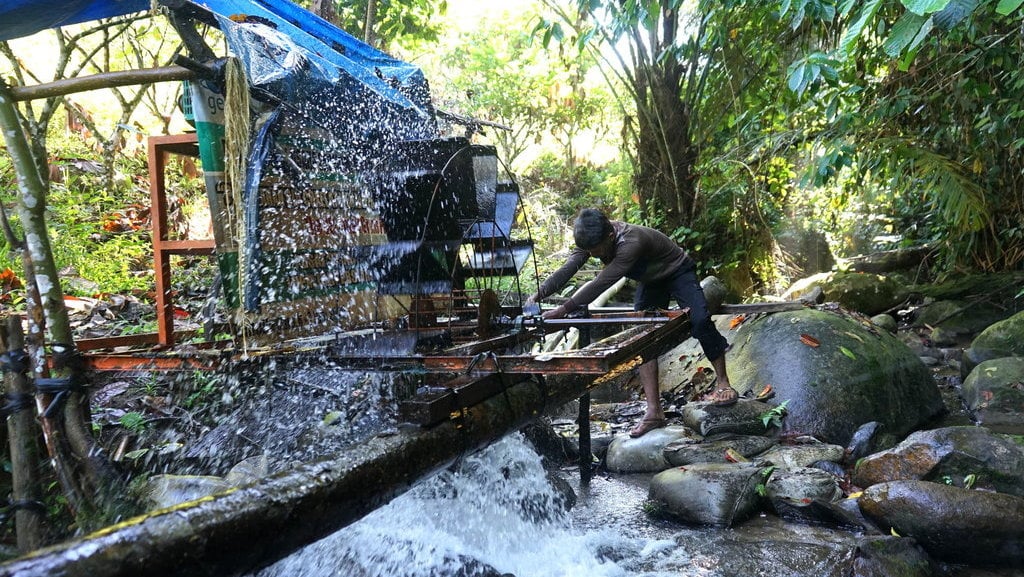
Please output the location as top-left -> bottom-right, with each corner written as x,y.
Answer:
961,357 -> 1024,434
852,426 -> 1024,497
962,310 -> 1024,377
783,272 -> 906,316
727,308 -> 943,446
859,480 -> 1024,567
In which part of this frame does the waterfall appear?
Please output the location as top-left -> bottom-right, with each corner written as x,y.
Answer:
255,434 -> 654,577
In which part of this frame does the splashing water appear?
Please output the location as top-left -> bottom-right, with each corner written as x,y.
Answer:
255,434 -> 665,577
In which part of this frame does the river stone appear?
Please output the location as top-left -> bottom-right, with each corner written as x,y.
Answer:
852,426 -> 1024,497
846,421 -> 886,463
869,313 -> 897,333
663,433 -> 777,466
962,357 -> 1024,434
962,309 -> 1024,378
850,536 -> 934,577
680,399 -> 775,437
605,425 -> 695,473
757,439 -> 845,468
648,462 -> 766,526
911,299 -> 1006,336
765,466 -> 844,525
859,480 -> 1024,567
929,326 -> 958,347
782,271 -> 906,316
141,474 -> 233,509
727,308 -> 943,446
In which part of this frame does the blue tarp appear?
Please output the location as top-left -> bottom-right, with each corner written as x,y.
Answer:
0,0 -> 430,116
0,0 -> 150,42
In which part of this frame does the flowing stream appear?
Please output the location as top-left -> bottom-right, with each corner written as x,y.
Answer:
254,434 -> 692,577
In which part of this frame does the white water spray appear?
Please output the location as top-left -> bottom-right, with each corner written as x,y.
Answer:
256,434 -> 651,577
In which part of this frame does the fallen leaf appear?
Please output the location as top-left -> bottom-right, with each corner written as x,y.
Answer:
724,448 -> 748,463
729,314 -> 747,329
799,334 -> 820,347
839,346 -> 857,360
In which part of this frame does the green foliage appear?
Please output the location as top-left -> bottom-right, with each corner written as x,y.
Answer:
325,0 -> 447,49
182,371 -> 223,409
755,465 -> 776,496
118,411 -> 147,434
760,400 -> 790,429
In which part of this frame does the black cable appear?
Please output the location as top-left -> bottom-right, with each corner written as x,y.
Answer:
0,348 -> 29,374
0,392 -> 33,417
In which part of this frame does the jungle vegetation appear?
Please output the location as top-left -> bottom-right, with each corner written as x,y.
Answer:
0,0 -> 1022,546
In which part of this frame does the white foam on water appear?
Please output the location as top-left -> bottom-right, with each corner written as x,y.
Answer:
256,434 -> 660,577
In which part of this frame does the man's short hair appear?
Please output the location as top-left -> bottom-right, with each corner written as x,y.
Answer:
574,208 -> 613,249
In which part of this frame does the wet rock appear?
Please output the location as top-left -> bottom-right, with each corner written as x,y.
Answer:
648,462 -> 765,526
846,421 -> 885,463
757,438 -> 845,468
870,313 -> 898,333
810,459 -> 847,478
764,466 -> 843,524
962,358 -> 1024,434
783,271 -> 907,316
850,535 -> 934,577
852,426 -> 1024,497
520,419 -> 580,465
825,497 -> 886,533
605,426 -> 695,473
662,433 -> 776,466
727,308 -> 944,446
680,399 -> 775,437
962,310 -> 1024,378
859,480 -> 1024,567
929,326 -> 958,348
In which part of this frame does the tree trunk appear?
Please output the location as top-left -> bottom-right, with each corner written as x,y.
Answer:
364,0 -> 379,48
633,62 -> 695,235
310,0 -> 337,24
1,318 -> 44,552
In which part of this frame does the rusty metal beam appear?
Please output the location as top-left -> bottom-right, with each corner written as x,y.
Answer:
318,312 -> 692,375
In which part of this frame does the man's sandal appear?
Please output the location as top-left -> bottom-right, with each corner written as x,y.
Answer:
702,387 -> 739,407
629,417 -> 667,438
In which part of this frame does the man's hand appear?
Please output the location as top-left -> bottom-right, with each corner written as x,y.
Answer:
542,304 -> 568,320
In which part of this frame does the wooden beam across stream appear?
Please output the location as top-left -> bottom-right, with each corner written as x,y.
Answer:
1,316 -> 693,577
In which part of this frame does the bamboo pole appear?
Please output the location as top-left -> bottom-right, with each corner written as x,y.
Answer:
6,66 -> 196,102
1,317 -> 44,552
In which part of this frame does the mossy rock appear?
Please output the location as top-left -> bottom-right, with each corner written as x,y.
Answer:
784,272 -> 907,316
727,308 -> 943,446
